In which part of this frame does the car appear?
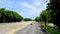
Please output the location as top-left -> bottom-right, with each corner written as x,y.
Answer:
40,26 -> 45,31
34,23 -> 35,24
30,23 -> 32,25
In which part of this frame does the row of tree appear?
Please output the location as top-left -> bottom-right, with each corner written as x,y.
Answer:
0,8 -> 32,23
0,8 -> 23,23
35,0 -> 60,28
23,18 -> 32,21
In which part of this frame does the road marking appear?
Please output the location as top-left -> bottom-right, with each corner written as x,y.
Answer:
10,29 -> 17,34
10,22 -> 32,34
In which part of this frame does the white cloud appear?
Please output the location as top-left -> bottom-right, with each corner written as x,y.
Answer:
20,2 -> 42,18
0,0 -> 47,19
21,2 -> 36,10
33,0 -> 41,6
34,2 -> 40,6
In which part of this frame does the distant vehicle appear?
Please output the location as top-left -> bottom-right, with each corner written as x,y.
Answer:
34,23 -> 35,24
40,26 -> 45,31
30,23 -> 32,25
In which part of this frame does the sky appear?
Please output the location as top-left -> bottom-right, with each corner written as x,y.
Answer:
0,0 -> 49,19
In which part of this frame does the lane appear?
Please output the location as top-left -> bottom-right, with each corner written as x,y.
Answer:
26,22 -> 37,34
34,22 -> 50,34
0,21 -> 32,34
14,24 -> 32,34
14,21 -> 50,34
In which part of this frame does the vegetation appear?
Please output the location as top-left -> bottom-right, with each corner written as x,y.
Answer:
35,16 -> 40,22
46,0 -> 60,28
38,22 -> 60,34
35,0 -> 60,34
0,8 -> 23,23
23,18 -> 32,21
35,0 -> 60,28
47,26 -> 60,34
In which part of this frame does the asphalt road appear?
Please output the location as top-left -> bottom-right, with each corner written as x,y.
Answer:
14,21 -> 50,34
0,21 -> 32,34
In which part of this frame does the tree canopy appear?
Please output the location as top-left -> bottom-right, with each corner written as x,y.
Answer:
0,8 -> 23,23
23,18 -> 32,21
35,0 -> 60,28
35,10 -> 51,22
47,0 -> 60,28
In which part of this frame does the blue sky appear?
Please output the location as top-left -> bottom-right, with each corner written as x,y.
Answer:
0,0 -> 49,19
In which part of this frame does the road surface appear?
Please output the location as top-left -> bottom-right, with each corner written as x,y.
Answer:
14,21 -> 50,34
0,21 -> 33,34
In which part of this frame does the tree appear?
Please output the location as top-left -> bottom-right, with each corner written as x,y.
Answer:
47,0 -> 60,28
23,18 -> 32,21
35,10 -> 52,30
40,10 -> 48,30
0,8 -> 23,23
0,8 -> 5,22
35,16 -> 40,22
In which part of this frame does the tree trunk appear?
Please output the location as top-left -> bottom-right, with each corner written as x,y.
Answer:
3,16 -> 5,23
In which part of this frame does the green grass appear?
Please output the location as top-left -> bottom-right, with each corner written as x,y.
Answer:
38,22 -> 60,34
47,26 -> 59,34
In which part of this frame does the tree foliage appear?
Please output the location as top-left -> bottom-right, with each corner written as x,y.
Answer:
35,0 -> 60,28
35,16 -> 40,22
0,8 -> 23,23
47,0 -> 60,28
35,10 -> 51,22
23,18 -> 32,21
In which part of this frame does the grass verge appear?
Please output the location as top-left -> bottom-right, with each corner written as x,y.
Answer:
38,22 -> 60,34
46,26 -> 59,34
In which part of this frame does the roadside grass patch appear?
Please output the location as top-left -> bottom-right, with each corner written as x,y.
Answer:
38,22 -> 60,34
46,26 -> 59,34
